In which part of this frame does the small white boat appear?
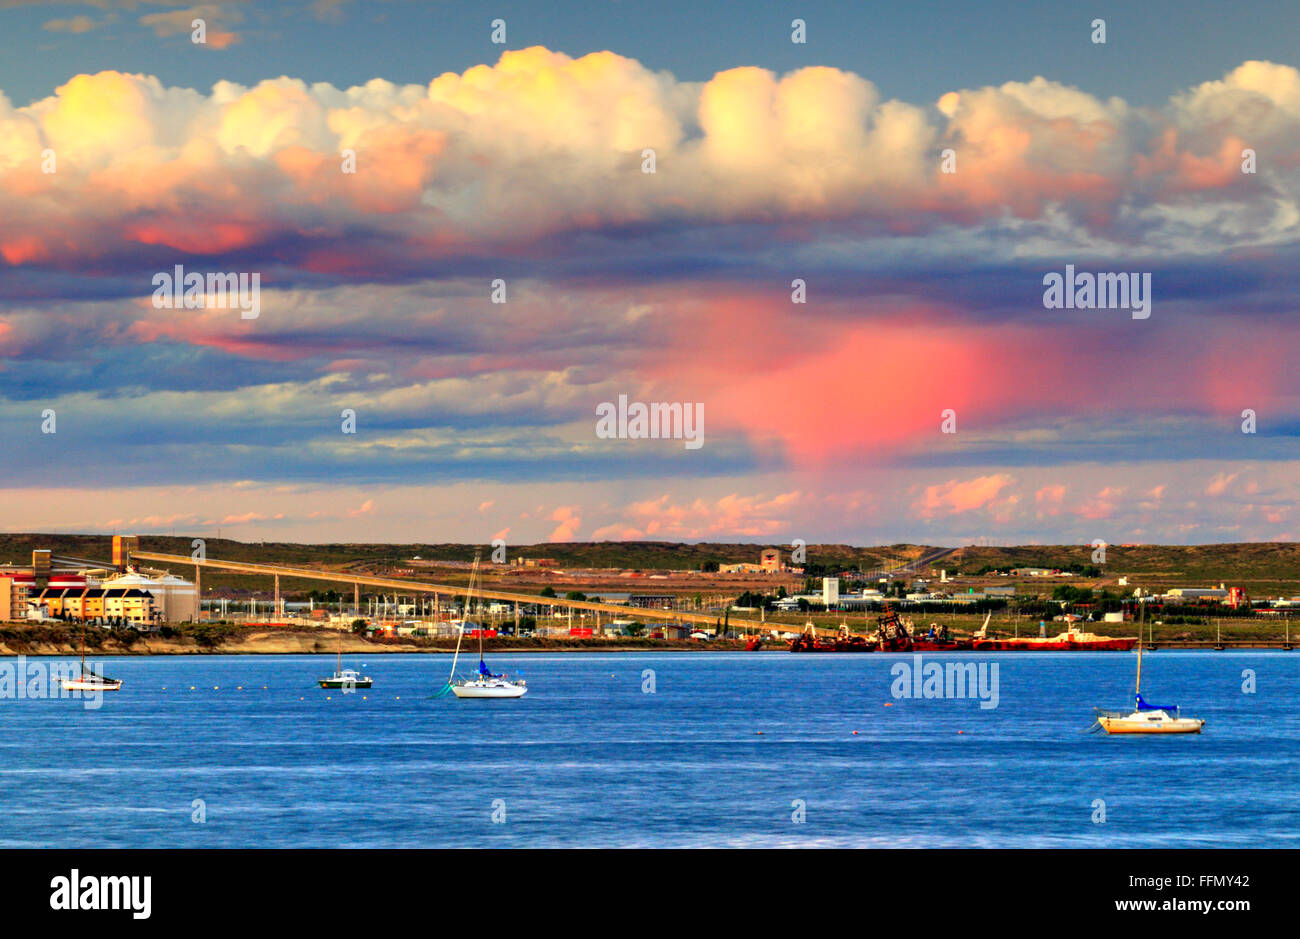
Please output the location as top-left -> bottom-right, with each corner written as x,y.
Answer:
61,621 -> 122,692
319,667 -> 372,690
451,676 -> 527,698
61,672 -> 123,693
319,629 -> 372,688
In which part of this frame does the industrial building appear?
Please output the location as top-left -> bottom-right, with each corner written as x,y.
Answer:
721,548 -> 786,574
38,586 -> 158,626
1165,587 -> 1230,601
0,535 -> 197,626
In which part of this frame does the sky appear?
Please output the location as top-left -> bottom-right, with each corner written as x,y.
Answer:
1,0 -> 1298,547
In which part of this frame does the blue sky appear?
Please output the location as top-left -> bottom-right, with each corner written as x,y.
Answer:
4,0 -> 1298,106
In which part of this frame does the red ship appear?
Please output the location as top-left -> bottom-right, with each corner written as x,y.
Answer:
971,627 -> 1135,651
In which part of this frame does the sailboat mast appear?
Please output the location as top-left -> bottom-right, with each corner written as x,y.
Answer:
448,554 -> 480,683
1135,605 -> 1143,696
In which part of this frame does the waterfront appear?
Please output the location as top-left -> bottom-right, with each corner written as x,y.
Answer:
1,652 -> 1296,848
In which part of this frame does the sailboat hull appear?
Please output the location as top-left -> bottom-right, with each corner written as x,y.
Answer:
318,677 -> 372,689
451,682 -> 527,698
1098,715 -> 1204,734
61,678 -> 122,692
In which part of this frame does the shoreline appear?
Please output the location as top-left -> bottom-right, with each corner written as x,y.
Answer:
0,636 -> 1289,656
0,628 -> 749,657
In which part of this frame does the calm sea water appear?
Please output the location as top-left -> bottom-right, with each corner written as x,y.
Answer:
1,651 -> 1295,848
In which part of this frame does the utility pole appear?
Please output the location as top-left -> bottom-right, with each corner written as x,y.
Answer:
194,565 -> 201,622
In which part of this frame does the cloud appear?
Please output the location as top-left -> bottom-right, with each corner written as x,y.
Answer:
3,52 -> 1300,276
139,4 -> 241,48
547,505 -> 581,542
1073,487 -> 1123,520
914,475 -> 1016,518
1205,472 -> 1240,496
2,50 -> 1300,544
42,15 -> 102,33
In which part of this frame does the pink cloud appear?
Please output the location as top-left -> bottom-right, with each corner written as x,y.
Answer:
914,474 -> 1016,518
548,505 -> 582,542
1205,472 -> 1240,496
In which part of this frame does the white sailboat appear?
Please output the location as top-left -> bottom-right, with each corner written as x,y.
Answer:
444,554 -> 526,699
61,619 -> 122,692
1095,616 -> 1202,734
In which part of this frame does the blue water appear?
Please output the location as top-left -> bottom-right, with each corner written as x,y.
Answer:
1,651 -> 1296,847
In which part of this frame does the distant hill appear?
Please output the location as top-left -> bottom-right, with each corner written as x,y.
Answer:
0,534 -> 1295,586
0,534 -> 910,573
947,543 -> 1300,584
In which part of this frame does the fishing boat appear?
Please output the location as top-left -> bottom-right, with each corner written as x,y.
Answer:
1094,621 -> 1204,734
318,627 -> 372,688
442,555 -> 526,699
60,620 -> 122,692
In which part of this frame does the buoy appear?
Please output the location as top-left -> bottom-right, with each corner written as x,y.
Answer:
852,730 -> 859,735
190,686 -> 195,690
237,686 -> 243,690
958,730 -> 964,734
884,702 -> 892,707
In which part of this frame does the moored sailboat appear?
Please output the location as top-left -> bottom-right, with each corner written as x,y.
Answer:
318,626 -> 372,688
442,554 -> 526,699
60,620 -> 122,692
1094,617 -> 1203,734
